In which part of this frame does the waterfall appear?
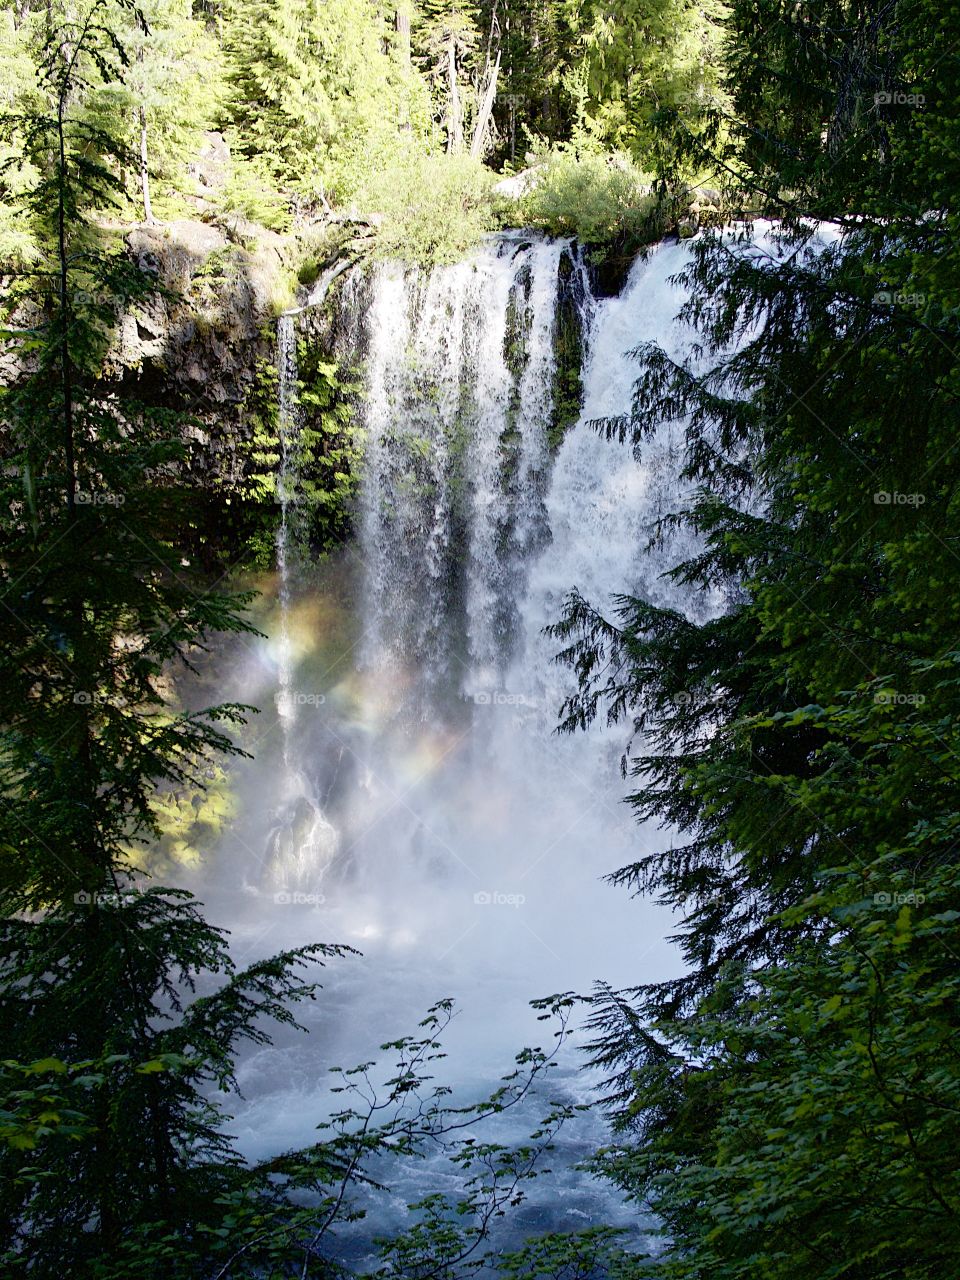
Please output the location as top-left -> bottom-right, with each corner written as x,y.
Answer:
354,235 -> 590,714
274,312 -> 298,770
249,233 -> 714,901
263,313 -> 338,893
209,231 -> 726,1244
348,235 -> 711,722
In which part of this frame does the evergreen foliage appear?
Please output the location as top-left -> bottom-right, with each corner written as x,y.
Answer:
222,0 -> 432,207
560,0 -> 727,169
550,0 -> 960,1273
0,0 -> 719,254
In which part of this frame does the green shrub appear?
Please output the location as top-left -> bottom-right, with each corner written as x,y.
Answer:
216,145 -> 291,231
515,146 -> 656,246
359,152 -> 496,267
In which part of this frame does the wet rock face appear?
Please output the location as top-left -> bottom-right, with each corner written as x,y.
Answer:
1,218 -> 283,421
185,131 -> 231,210
107,218 -> 291,529
117,218 -> 285,418
1,213 -> 368,569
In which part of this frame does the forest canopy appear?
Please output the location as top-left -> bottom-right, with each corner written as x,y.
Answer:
0,0 -> 726,258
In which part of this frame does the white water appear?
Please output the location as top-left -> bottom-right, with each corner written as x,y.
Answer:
263,313 -> 339,892
195,234 -> 721,1255
273,310 -> 297,770
354,234 -> 572,705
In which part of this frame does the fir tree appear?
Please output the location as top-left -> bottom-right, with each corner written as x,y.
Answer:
551,0 -> 960,1273
222,0 -> 431,208
0,6 -> 349,1271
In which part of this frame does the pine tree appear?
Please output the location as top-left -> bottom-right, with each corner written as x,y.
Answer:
105,0 -> 224,223
223,0 -> 430,208
413,0 -> 484,151
478,0 -> 574,160
560,0 -> 727,174
0,6 -> 348,1270
551,0 -> 960,1273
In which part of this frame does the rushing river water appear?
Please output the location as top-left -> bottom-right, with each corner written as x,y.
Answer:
185,232 -> 726,1259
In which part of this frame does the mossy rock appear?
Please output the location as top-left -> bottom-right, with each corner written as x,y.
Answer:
548,249 -> 587,448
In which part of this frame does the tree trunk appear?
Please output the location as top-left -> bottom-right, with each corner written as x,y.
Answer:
139,104 -> 154,224
55,91 -> 75,518
446,33 -> 463,154
395,6 -> 412,131
470,50 -> 501,158
395,5 -> 410,64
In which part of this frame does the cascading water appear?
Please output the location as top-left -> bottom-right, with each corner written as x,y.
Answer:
198,232 -> 728,1251
273,312 -> 297,768
356,236 -> 580,711
263,312 -> 338,892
